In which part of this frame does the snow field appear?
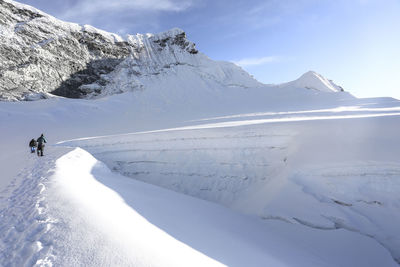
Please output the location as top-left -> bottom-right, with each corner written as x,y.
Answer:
60,105 -> 400,264
1,91 -> 400,266
2,146 -> 395,266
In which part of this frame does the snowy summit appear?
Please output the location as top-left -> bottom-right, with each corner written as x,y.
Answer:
279,71 -> 344,92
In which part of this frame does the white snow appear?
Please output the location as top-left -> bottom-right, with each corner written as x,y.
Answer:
81,24 -> 125,43
3,0 -> 47,17
279,71 -> 344,92
1,2 -> 399,264
94,31 -> 263,99
1,88 -> 400,266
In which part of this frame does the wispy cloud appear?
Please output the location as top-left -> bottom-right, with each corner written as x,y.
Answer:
232,56 -> 279,67
59,0 -> 195,25
41,0 -> 198,35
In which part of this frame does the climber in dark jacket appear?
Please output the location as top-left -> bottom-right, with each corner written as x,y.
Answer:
29,138 -> 37,153
36,134 -> 47,157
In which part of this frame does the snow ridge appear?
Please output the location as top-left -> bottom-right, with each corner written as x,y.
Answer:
279,71 -> 344,92
56,100 -> 400,264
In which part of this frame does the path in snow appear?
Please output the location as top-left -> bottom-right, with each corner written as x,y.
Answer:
0,147 -> 65,266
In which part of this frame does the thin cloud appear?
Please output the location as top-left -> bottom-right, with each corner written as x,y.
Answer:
60,0 -> 195,22
233,56 -> 279,67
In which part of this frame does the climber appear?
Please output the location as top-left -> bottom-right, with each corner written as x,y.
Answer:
29,138 -> 37,153
36,134 -> 47,157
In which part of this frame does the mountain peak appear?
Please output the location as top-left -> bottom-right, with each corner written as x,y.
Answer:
152,28 -> 185,39
280,70 -> 345,93
301,70 -> 320,78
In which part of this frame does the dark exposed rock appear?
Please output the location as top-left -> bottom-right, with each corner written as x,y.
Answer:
52,59 -> 123,98
153,32 -> 198,54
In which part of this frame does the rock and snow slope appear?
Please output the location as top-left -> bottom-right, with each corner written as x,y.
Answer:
0,0 -> 129,100
1,0 -> 346,102
0,0 -> 261,100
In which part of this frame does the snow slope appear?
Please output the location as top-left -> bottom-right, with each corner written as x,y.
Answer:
0,144 -> 397,266
59,100 -> 400,264
1,90 -> 400,266
279,71 -> 344,92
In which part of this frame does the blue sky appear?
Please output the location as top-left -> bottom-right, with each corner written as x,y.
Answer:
19,0 -> 400,99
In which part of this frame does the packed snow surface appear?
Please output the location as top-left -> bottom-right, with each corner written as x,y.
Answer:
1,87 -> 400,266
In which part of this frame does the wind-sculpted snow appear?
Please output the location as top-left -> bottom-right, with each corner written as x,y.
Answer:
1,89 -> 400,265
2,146 -> 396,266
60,101 -> 400,264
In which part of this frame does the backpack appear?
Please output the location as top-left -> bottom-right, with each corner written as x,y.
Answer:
29,139 -> 37,147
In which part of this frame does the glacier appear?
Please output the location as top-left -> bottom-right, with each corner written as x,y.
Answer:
1,0 -> 400,266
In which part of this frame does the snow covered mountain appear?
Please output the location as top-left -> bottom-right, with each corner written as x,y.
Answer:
1,0 -> 345,101
279,71 -> 345,92
0,0 -> 259,101
3,1 -> 400,266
